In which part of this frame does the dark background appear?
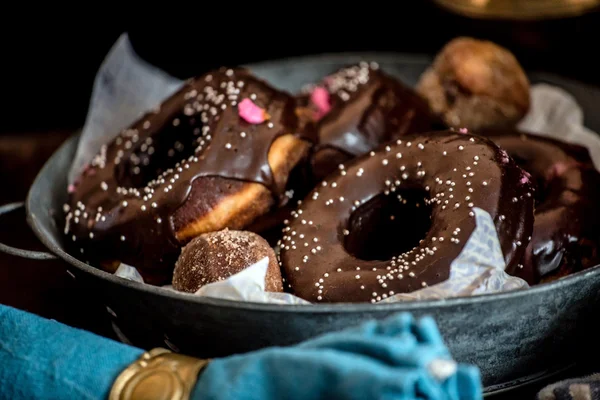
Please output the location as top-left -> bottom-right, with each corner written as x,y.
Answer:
2,4 -> 599,134
0,4 -> 599,397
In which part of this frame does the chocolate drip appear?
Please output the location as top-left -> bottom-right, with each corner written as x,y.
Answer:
64,67 -> 315,282
279,130 -> 535,303
483,129 -> 600,284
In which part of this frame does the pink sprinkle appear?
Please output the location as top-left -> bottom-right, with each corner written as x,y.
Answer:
549,162 -> 570,179
519,169 -> 532,185
310,86 -> 331,119
238,98 -> 268,124
459,127 -> 468,134
68,184 -> 76,193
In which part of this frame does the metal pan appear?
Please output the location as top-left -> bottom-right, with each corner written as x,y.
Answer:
3,53 -> 600,395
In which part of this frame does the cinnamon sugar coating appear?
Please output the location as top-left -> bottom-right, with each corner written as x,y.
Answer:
173,229 -> 283,293
416,37 -> 530,130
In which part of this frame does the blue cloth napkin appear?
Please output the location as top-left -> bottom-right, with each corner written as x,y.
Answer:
0,303 -> 482,399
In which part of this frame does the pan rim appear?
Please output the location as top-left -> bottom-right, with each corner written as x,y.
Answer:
25,51 -> 600,314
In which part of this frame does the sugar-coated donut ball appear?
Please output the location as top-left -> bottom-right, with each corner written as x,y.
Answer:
416,36 -> 530,131
172,229 -> 283,293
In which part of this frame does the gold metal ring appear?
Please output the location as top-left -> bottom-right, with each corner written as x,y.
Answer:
433,0 -> 600,20
109,348 -> 210,400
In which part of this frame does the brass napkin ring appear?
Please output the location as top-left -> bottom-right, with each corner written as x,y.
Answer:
109,348 -> 210,400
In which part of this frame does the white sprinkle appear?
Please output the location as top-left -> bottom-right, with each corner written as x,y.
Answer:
120,235 -> 126,241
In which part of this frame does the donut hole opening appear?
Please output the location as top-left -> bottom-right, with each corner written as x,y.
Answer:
343,188 -> 432,261
114,113 -> 203,188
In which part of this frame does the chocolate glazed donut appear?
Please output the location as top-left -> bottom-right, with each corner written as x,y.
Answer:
483,129 -> 600,284
278,130 -> 535,303
64,67 -> 315,284
247,62 -> 445,243
298,62 -> 446,184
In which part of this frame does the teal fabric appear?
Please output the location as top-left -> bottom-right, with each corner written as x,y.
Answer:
193,313 -> 482,400
0,304 -> 483,399
0,305 -> 143,399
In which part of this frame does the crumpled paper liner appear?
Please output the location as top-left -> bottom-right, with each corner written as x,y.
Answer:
71,33 -> 600,304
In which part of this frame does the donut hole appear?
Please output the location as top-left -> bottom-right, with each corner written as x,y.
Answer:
343,188 -> 432,261
115,114 -> 203,188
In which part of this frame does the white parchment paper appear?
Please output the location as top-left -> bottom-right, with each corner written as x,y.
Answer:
72,33 -> 600,304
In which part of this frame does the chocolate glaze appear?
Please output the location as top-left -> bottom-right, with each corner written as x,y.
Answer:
298,62 -> 446,184
279,130 -> 535,303
248,62 -> 445,244
64,67 -> 315,283
483,129 -> 600,284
